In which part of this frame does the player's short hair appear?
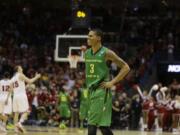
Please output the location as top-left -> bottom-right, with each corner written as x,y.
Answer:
91,28 -> 103,39
14,65 -> 20,72
4,72 -> 10,78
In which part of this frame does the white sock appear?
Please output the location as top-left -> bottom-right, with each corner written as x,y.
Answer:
19,113 -> 27,123
155,118 -> 159,128
139,117 -> 144,128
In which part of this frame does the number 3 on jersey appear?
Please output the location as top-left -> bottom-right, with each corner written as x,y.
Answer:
90,64 -> 95,73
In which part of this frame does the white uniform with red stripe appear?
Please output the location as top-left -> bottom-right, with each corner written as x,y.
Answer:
11,73 -> 29,113
0,79 -> 12,114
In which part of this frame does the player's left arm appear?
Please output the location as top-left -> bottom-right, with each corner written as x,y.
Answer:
101,49 -> 130,89
19,73 -> 41,84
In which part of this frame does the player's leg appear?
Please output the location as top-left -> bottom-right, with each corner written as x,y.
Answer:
59,105 -> 66,128
15,95 -> 29,133
74,110 -> 79,127
0,111 -> 8,132
0,100 -> 9,132
13,96 -> 20,132
70,109 -> 75,127
87,91 -> 99,135
156,106 -> 164,131
15,112 -> 28,133
142,110 -> 148,130
2,97 -> 13,131
13,112 -> 20,132
79,101 -> 89,128
13,112 -> 19,125
99,126 -> 113,135
6,114 -> 14,130
79,114 -> 84,128
172,113 -> 179,133
0,114 -> 7,121
157,113 -> 163,131
13,96 -> 19,125
59,105 -> 70,129
0,115 -> 8,132
19,112 -> 28,124
0,114 -> 8,132
100,103 -> 113,134
88,125 -> 97,135
98,89 -> 112,128
65,106 -> 71,127
177,114 -> 180,131
0,102 -> 8,122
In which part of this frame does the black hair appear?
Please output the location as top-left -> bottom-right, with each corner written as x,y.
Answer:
90,28 -> 103,38
4,72 -> 10,78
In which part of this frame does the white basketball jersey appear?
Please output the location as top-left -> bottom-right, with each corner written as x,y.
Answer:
11,73 -> 26,95
0,79 -> 11,98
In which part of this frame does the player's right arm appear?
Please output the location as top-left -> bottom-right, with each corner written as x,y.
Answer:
134,85 -> 144,99
19,73 -> 41,84
148,84 -> 158,97
5,82 -> 13,105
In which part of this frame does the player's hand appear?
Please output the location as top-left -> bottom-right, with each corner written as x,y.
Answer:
35,73 -> 41,79
100,81 -> 114,89
133,84 -> 139,90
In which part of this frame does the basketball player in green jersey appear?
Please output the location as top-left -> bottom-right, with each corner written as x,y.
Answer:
79,84 -> 89,128
58,88 -> 71,129
85,29 -> 130,135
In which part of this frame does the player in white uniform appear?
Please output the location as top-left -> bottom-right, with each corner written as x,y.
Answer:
11,66 -> 41,132
0,72 -> 13,132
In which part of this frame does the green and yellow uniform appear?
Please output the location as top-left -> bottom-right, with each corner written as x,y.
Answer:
85,46 -> 112,126
79,87 -> 89,120
58,91 -> 71,118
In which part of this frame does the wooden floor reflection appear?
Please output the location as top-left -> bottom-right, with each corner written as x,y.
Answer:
0,126 -> 177,135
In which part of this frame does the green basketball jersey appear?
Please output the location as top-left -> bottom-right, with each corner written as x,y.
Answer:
85,46 -> 109,89
59,92 -> 69,104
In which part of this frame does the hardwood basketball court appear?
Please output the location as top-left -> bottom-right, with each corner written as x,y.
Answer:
1,127 -> 176,135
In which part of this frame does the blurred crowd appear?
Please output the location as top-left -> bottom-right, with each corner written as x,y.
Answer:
0,1 -> 180,132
